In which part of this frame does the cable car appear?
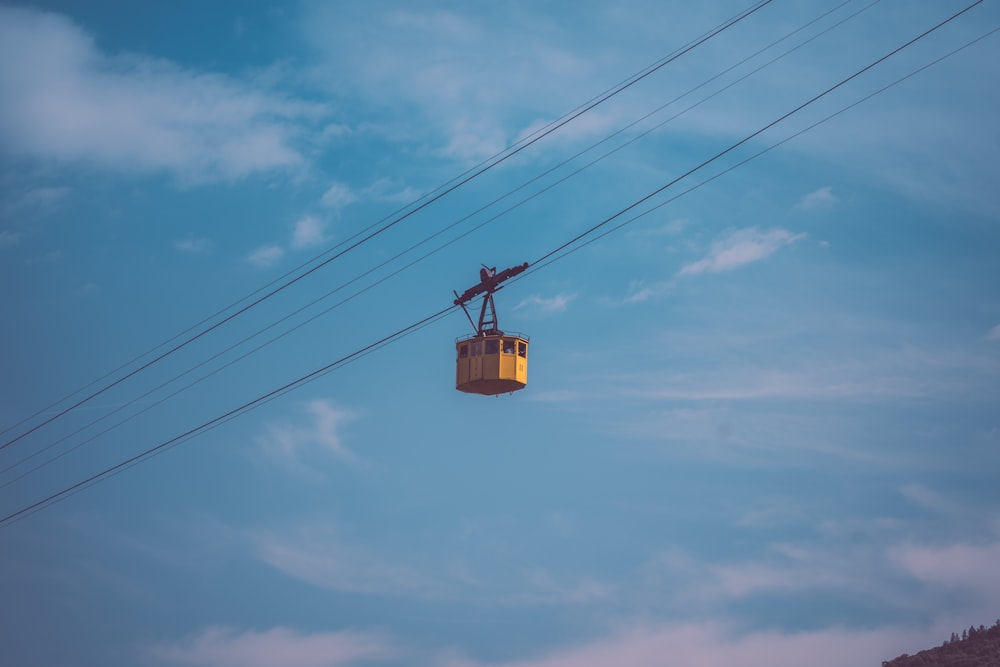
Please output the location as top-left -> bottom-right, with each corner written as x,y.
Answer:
453,263 -> 530,395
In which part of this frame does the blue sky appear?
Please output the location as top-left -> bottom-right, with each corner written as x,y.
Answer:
1,1 -> 999,666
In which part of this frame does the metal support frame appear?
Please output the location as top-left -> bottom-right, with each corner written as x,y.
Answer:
453,262 -> 529,336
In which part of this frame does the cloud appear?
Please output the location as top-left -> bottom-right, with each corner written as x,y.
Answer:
256,399 -> 356,474
360,178 -> 421,204
678,227 -> 805,276
635,541 -> 881,613
1,185 -> 71,218
623,280 -> 672,304
247,244 -> 285,269
320,179 -> 420,211
899,483 -> 965,517
987,324 -> 1000,341
174,237 -> 211,254
320,182 -> 359,209
149,626 -> 394,667
629,218 -> 690,237
527,389 -> 588,403
509,570 -> 615,605
442,622 -> 923,667
0,231 -> 20,247
890,539 -> 1000,600
291,215 -> 328,249
301,4 -> 602,161
515,293 -> 576,315
0,6 -> 322,182
795,186 -> 838,211
252,523 -> 437,597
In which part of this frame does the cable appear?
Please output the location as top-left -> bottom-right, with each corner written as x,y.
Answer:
2,1 -> 988,527
530,0 -> 984,268
1,0 -> 775,450
0,305 -> 460,527
527,24 -> 1000,277
1,305 -> 459,528
6,0 -> 856,479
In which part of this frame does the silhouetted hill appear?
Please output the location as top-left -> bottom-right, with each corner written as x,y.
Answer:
883,619 -> 1000,667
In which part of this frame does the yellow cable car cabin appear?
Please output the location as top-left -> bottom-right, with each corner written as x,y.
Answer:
452,262 -> 530,396
455,333 -> 528,395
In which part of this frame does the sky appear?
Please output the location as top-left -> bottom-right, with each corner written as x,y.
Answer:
1,1 -> 999,666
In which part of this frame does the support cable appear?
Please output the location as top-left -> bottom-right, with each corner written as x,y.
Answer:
2,0 -> 857,479
0,306 -> 459,527
1,1 -> 989,527
0,0 -> 774,450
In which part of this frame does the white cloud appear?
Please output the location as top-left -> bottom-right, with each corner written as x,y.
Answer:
636,541 -> 880,612
515,293 -> 576,314
360,178 -> 421,204
320,179 -> 419,211
247,244 -> 285,269
899,483 -> 965,517
256,399 -> 356,474
678,227 -> 805,276
630,218 -> 690,237
253,523 -> 437,596
890,539 -> 1000,600
0,6 -> 322,182
986,324 -> 1000,341
442,622 -> 923,667
501,569 -> 616,606
526,389 -> 588,403
2,186 -> 71,218
320,182 -> 359,209
301,4 -> 601,161
174,237 -> 211,254
623,280 -> 672,304
795,186 -> 838,210
307,399 -> 353,459
291,215 -> 327,249
149,626 -> 393,667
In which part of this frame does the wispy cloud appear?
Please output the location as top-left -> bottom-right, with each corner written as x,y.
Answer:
795,186 -> 838,211
247,244 -> 285,269
899,483 -> 966,517
508,569 -> 615,605
302,4 -> 602,161
320,179 -> 420,211
256,399 -> 357,476
248,213 -> 333,268
360,178 -> 422,204
986,324 -> 1000,341
0,6 -> 323,182
623,280 -> 672,304
174,237 -> 211,254
515,293 -> 576,315
679,227 -> 805,276
1,185 -> 71,218
320,182 -> 359,209
0,230 -> 20,247
636,540 -> 881,612
441,622 -> 923,667
291,215 -> 327,249
629,217 -> 690,237
252,522 -> 437,597
890,539 -> 1000,600
149,626 -> 394,667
